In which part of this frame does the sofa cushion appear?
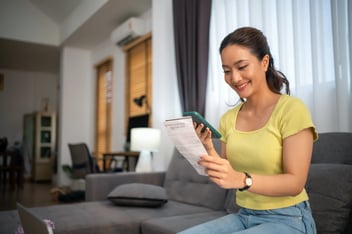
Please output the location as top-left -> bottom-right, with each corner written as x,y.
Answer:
0,200 -> 221,234
311,132 -> 352,164
163,139 -> 228,211
223,189 -> 240,213
306,164 -> 352,233
107,183 -> 168,207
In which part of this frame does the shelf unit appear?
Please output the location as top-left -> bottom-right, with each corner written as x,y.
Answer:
23,112 -> 56,181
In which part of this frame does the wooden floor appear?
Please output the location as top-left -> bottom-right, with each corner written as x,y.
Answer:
0,181 -> 57,211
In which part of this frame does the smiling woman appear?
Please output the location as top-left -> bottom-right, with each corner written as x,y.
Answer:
179,26 -> 318,234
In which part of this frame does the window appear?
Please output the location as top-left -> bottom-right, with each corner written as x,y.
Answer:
95,59 -> 113,168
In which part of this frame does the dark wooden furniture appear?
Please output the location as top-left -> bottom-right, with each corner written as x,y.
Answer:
0,150 -> 24,190
102,151 -> 139,172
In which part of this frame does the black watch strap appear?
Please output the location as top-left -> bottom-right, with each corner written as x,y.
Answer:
238,172 -> 252,192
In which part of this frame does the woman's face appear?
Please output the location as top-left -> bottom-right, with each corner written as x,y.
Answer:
221,44 -> 269,99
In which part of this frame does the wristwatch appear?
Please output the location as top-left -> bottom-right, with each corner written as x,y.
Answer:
238,172 -> 252,191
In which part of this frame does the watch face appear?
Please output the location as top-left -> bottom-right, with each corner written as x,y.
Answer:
246,178 -> 252,186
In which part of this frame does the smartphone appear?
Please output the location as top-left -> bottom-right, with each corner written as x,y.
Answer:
183,111 -> 222,139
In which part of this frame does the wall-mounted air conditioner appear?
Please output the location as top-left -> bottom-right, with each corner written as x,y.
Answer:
111,17 -> 145,47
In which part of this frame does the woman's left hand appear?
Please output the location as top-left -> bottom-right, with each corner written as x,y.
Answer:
194,123 -> 214,153
198,155 -> 243,189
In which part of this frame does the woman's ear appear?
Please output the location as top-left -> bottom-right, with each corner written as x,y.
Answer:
262,54 -> 270,71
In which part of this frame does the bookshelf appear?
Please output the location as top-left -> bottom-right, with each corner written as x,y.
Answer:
23,112 -> 56,181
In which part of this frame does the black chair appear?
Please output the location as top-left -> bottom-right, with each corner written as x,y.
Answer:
67,143 -> 100,179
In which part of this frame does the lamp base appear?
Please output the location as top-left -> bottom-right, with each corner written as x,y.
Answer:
135,150 -> 153,172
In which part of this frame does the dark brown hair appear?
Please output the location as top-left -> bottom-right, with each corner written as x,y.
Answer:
219,27 -> 290,95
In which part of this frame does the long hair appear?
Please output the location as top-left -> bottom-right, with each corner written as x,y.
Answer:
219,27 -> 290,95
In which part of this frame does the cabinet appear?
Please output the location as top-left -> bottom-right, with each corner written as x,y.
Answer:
23,112 -> 56,181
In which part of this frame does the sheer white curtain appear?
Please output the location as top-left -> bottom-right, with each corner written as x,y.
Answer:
205,0 -> 351,133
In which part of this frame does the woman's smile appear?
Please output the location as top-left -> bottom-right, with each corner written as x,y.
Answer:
235,81 -> 250,91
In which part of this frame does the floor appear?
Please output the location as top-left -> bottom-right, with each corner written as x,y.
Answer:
0,180 -> 57,211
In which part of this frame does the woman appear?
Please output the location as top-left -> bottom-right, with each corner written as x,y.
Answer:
179,27 -> 318,234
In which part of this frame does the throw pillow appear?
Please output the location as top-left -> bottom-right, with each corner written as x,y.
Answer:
306,164 -> 352,233
107,183 -> 168,207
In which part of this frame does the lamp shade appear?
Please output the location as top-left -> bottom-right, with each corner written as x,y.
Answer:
130,128 -> 161,152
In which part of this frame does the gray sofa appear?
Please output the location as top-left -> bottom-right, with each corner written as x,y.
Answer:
0,132 -> 351,234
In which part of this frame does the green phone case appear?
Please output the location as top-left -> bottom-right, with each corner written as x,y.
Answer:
183,111 -> 222,139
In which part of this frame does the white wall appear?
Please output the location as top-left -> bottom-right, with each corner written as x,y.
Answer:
60,0 -> 108,44
0,0 -> 108,46
88,7 -> 180,172
56,2 -> 181,181
0,0 -> 59,45
57,9 -> 156,185
0,1 -> 181,185
90,9 -> 153,153
58,47 -> 93,186
0,69 -> 58,145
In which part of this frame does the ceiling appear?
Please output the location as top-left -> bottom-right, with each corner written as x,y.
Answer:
0,0 -> 152,73
29,0 -> 85,24
62,0 -> 152,49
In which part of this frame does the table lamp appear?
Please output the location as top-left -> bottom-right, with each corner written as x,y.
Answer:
131,128 -> 161,172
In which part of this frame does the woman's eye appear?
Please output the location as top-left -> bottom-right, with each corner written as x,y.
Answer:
223,70 -> 231,74
238,65 -> 247,70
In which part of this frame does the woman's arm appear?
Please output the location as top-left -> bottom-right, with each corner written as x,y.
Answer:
195,123 -> 245,189
249,128 -> 314,196
199,128 -> 314,196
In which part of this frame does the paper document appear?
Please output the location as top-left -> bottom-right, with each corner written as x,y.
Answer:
164,116 -> 207,176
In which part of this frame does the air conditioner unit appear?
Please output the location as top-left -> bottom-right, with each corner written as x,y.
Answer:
111,17 -> 145,47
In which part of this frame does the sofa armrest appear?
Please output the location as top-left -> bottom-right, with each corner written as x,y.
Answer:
85,171 -> 166,201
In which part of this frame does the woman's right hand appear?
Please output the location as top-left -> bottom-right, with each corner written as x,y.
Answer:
198,154 -> 243,189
